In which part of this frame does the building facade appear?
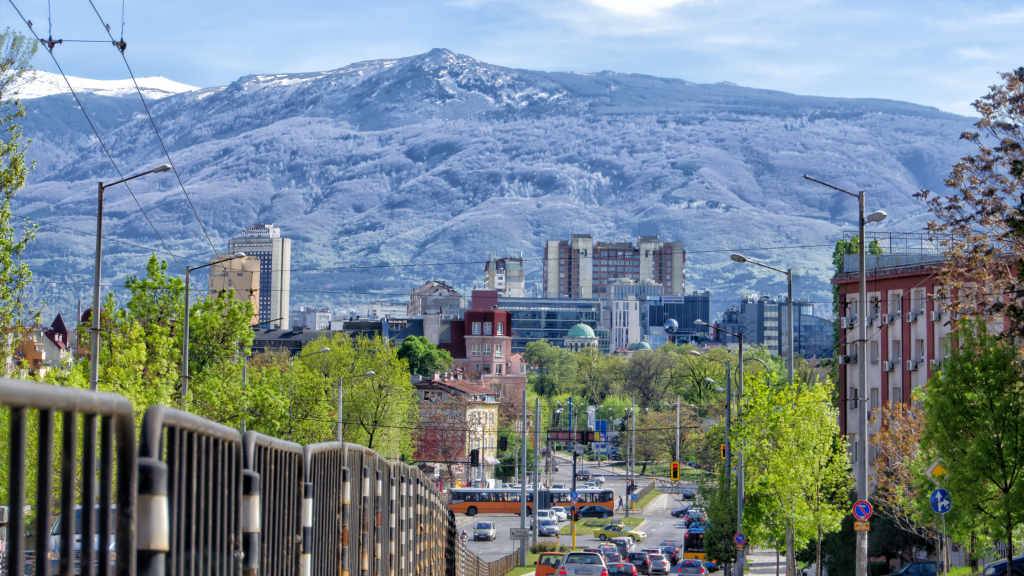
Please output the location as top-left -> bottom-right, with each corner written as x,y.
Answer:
228,224 -> 291,328
834,251 -> 952,492
563,323 -> 599,351
607,279 -> 664,351
413,377 -> 500,485
408,280 -> 465,316
495,295 -> 606,353
542,235 -> 686,299
483,256 -> 526,297
716,294 -> 781,355
208,254 -> 261,326
778,297 -> 834,359
358,300 -> 408,319
646,291 -> 713,347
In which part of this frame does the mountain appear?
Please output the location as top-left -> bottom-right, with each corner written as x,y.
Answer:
14,48 -> 974,319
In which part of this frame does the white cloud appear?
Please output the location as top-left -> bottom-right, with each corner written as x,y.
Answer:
583,0 -> 693,17
954,46 -> 998,61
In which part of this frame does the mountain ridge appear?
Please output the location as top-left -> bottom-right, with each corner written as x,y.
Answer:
15,48 -> 973,319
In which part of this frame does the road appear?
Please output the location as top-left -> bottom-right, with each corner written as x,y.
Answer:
456,453 -> 700,562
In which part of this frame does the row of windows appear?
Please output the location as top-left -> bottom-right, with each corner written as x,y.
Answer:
470,343 -> 504,357
471,322 -> 504,336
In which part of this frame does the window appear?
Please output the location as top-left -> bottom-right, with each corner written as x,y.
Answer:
870,388 -> 879,411
483,322 -> 492,336
496,344 -> 503,357
849,388 -> 859,411
938,337 -> 947,358
472,322 -> 481,335
496,364 -> 502,375
483,344 -> 492,355
851,436 -> 859,463
482,364 -> 491,374
472,343 -> 481,356
892,387 -> 902,405
892,340 -> 902,361
497,322 -> 504,335
915,339 -> 924,362
889,292 -> 902,315
520,364 -> 525,374
870,341 -> 880,364
914,289 -> 926,313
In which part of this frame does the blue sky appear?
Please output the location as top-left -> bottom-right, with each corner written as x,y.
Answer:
8,0 -> 1023,115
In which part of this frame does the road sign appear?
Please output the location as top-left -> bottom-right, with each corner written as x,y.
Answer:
735,543 -> 745,552
927,459 -> 947,480
734,533 -> 747,546
571,499 -> 578,507
854,521 -> 870,532
510,528 -> 530,540
570,491 -> 579,500
853,500 -> 873,521
930,488 -> 952,514
631,493 -> 637,500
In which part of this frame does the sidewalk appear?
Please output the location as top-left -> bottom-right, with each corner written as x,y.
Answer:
744,547 -> 787,575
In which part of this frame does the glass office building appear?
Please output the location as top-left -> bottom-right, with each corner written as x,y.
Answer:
497,297 -> 607,354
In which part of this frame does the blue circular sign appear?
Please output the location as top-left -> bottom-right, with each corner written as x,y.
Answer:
734,533 -> 747,545
853,500 -> 872,521
630,494 -> 637,500
571,491 -> 579,500
930,489 -> 952,514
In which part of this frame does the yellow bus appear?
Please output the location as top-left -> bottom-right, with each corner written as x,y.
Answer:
448,488 -> 614,517
683,529 -> 705,561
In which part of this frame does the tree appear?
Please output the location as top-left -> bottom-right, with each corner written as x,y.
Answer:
523,339 -> 576,398
573,347 -> 615,406
633,411 -> 674,463
416,391 -> 480,486
700,465 -> 738,566
922,318 -> 1024,569
0,29 -> 37,375
915,70 -> 1024,331
870,402 -> 938,540
397,335 -> 452,377
620,348 -> 676,410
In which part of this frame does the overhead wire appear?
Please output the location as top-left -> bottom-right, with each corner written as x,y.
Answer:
6,0 -> 187,273
84,0 -> 220,256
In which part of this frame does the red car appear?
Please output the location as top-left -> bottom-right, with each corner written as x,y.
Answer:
608,563 -> 639,575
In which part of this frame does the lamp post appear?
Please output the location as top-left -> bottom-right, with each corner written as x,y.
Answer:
337,371 -> 375,442
89,163 -> 172,392
804,175 -> 887,576
697,321 -> 745,576
180,252 -> 247,409
730,253 -> 794,386
662,397 -> 680,463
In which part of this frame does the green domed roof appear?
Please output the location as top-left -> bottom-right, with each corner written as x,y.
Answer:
566,323 -> 596,339
628,341 -> 652,351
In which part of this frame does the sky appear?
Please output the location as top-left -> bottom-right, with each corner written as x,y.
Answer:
6,0 -> 1023,116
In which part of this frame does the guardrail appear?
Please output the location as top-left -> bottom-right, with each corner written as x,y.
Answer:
0,379 -> 137,576
0,379 -> 503,576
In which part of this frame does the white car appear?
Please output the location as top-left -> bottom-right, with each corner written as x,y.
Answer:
549,506 -> 569,522
551,483 -> 567,490
536,509 -> 554,522
559,552 -> 607,575
591,474 -> 605,485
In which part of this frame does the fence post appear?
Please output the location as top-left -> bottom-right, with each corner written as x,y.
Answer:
241,471 -> 261,576
138,458 -> 170,576
300,482 -> 312,576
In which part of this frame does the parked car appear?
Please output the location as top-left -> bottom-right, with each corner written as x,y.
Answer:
628,551 -> 652,575
983,555 -> 1024,576
610,536 -> 636,558
473,522 -> 496,541
535,552 -> 564,576
648,553 -> 670,575
597,524 -> 646,542
550,506 -> 569,522
559,552 -> 607,576
608,563 -> 638,575
893,561 -> 939,576
575,505 -> 615,520
534,518 -> 560,537
677,559 -> 708,575
670,506 -> 693,518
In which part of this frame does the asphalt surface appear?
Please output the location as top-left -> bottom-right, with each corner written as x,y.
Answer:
456,454 -> 701,563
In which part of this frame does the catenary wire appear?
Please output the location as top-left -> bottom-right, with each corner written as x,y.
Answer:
85,0 -> 220,256
7,0 -> 187,273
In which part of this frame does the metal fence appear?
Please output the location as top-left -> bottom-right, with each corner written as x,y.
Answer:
0,379 -> 504,576
0,379 -> 137,576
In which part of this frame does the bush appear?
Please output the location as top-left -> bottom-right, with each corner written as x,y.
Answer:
868,560 -> 890,576
529,542 -> 571,554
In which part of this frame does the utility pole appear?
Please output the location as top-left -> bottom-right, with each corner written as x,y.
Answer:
89,182 -> 104,392
533,397 -> 540,546
570,396 -> 578,548
724,360 -> 732,576
674,395 -> 680,463
520,389 -> 528,567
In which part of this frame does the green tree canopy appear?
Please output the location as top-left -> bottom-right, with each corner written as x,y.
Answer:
396,335 -> 453,377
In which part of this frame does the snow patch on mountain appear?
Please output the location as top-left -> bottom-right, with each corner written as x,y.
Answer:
17,70 -> 198,100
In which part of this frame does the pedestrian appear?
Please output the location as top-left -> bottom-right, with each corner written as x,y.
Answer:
617,495 -> 624,510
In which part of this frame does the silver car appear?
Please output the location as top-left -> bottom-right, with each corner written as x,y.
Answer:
536,518 -> 560,537
648,553 -> 670,575
473,521 -> 496,541
559,552 -> 607,576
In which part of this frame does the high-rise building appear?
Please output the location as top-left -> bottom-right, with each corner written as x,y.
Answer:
607,278 -> 664,352
542,235 -> 685,299
408,280 -> 465,316
496,295 -> 606,353
228,224 -> 291,328
646,291 -> 712,347
208,254 -> 261,326
778,297 -> 834,359
482,255 -> 525,297
715,294 -> 781,355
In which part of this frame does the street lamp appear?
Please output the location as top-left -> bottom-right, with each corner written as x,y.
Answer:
180,252 -> 247,409
89,163 -> 172,392
730,253 -> 794,386
337,370 -> 375,442
662,398 -> 681,463
804,174 -> 887,576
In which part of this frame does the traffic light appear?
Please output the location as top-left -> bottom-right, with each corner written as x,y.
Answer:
470,449 -> 479,467
670,461 -> 680,482
721,444 -> 727,460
